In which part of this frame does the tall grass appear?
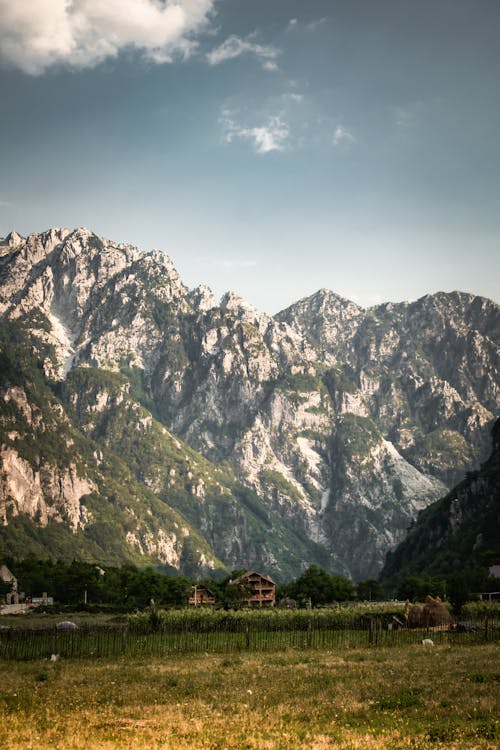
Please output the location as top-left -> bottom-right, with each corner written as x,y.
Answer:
0,644 -> 498,749
1,607 -> 498,660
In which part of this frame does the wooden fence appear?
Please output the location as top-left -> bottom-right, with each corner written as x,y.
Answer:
0,616 -> 498,660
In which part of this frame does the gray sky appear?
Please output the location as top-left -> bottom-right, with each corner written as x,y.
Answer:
1,0 -> 499,313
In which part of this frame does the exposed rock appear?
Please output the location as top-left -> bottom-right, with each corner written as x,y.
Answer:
380,418 -> 500,587
0,446 -> 95,530
0,228 -> 499,579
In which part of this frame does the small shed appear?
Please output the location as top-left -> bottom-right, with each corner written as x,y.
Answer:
0,564 -> 18,604
188,585 -> 216,606
230,571 -> 276,607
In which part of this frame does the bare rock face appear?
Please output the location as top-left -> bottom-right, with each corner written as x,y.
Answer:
0,227 -> 499,579
0,382 -> 96,530
0,446 -> 95,530
0,227 -> 188,379
321,420 -> 446,580
0,231 -> 25,249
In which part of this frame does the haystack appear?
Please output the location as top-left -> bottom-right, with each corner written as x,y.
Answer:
422,595 -> 452,627
406,596 -> 453,628
407,603 -> 424,628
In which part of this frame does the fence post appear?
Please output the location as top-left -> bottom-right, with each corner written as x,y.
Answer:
245,623 -> 250,650
122,625 -> 128,654
51,626 -> 57,656
307,619 -> 312,649
369,619 -> 374,645
484,619 -> 489,642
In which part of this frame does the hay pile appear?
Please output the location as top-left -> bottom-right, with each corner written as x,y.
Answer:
407,603 -> 424,628
406,596 -> 453,628
423,595 -> 453,626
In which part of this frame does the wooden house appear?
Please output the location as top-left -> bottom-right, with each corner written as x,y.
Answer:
230,571 -> 276,607
188,584 -> 216,606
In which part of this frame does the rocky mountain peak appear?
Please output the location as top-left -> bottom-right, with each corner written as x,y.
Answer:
275,288 -> 364,363
148,247 -> 179,272
0,227 -> 498,580
1,230 -> 24,248
279,288 -> 362,317
220,290 -> 261,325
189,284 -> 217,312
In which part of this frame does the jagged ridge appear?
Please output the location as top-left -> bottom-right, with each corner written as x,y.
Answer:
0,228 -> 498,579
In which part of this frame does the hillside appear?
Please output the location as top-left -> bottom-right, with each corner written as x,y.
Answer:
1,228 -> 498,579
380,418 -> 500,588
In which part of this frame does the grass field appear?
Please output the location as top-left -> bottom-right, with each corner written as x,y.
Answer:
0,611 -> 124,629
0,643 -> 498,749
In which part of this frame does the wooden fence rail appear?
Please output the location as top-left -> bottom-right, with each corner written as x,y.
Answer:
0,617 -> 497,661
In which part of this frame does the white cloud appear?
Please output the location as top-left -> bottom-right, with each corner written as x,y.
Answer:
333,126 -> 356,146
221,113 -> 289,154
207,34 -> 280,70
262,60 -> 279,72
0,0 -> 214,74
306,17 -> 328,32
286,17 -> 327,32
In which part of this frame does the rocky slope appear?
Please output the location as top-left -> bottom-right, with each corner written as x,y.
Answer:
0,228 -> 498,579
0,316 -> 332,579
380,418 -> 500,588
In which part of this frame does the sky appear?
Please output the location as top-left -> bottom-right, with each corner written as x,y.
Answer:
0,0 -> 499,314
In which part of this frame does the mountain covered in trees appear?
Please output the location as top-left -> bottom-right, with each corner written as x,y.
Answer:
0,227 -> 498,581
380,417 -> 500,591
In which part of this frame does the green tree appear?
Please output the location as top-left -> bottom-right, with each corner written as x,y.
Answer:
287,565 -> 354,607
356,579 -> 386,601
205,571 -> 253,609
445,572 -> 471,614
396,575 -> 446,602
331,575 -> 356,602
445,567 -> 498,614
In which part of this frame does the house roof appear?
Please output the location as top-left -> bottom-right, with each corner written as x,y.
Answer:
191,584 -> 215,596
230,571 -> 276,586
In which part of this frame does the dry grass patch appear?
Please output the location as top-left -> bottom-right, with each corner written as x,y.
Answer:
0,644 -> 498,749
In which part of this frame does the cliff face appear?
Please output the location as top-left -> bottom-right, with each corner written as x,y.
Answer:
380,419 -> 500,587
0,228 -> 498,579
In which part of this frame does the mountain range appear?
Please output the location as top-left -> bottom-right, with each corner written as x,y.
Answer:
0,227 -> 498,581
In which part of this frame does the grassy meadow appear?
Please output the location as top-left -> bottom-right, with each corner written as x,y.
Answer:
0,643 -> 498,749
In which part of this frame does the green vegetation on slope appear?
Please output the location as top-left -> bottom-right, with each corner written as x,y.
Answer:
335,413 -> 381,461
380,419 -> 500,592
406,427 -> 476,485
0,324 -> 338,580
0,323 -> 224,573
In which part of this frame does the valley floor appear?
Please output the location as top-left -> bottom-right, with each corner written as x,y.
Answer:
0,643 -> 499,749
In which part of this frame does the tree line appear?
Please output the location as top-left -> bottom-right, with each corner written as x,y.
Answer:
1,556 -> 497,612
2,557 -> 386,610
